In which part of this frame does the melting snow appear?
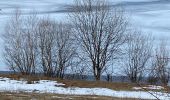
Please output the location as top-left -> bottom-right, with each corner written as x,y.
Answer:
133,85 -> 164,90
0,77 -> 169,99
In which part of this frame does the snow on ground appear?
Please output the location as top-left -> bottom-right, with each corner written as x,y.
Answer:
133,85 -> 164,90
0,77 -> 169,100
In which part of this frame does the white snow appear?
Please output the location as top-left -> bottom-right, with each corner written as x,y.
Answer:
133,85 -> 164,90
0,77 -> 169,100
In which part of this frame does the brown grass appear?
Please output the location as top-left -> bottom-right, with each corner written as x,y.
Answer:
59,79 -> 136,91
0,73 -> 168,91
0,74 -> 138,90
0,92 -> 148,100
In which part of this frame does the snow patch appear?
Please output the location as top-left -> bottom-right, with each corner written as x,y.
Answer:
0,77 -> 169,99
133,85 -> 164,90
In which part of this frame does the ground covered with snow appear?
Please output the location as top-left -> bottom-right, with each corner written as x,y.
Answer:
0,77 -> 169,100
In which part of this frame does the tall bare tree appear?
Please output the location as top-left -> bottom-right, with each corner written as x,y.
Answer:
69,0 -> 127,80
3,10 -> 39,75
21,14 -> 39,75
3,9 -> 22,73
54,23 -> 76,78
123,32 -> 152,83
36,18 -> 56,77
37,18 -> 76,78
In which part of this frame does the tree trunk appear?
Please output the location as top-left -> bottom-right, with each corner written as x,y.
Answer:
94,67 -> 101,81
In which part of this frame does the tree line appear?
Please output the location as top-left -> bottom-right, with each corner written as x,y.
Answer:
3,0 -> 170,85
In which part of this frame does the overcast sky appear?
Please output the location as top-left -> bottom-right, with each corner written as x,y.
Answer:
0,0 -> 170,71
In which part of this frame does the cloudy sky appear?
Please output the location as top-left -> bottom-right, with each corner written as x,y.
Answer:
0,0 -> 170,70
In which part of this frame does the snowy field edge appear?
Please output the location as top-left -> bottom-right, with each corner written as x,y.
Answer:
0,77 -> 169,100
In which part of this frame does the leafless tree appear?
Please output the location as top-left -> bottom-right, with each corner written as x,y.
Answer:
151,41 -> 170,85
70,56 -> 91,80
147,66 -> 159,85
123,32 -> 152,83
4,10 -> 76,78
54,23 -> 76,78
103,60 -> 116,82
3,10 -> 39,75
69,0 -> 127,80
140,40 -> 170,99
104,67 -> 114,82
20,14 -> 39,75
3,10 -> 22,73
37,18 -> 76,78
36,18 -> 57,77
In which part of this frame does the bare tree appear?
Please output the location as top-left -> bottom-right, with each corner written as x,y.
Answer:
69,0 -> 127,80
36,18 -> 57,77
37,18 -> 76,78
123,32 -> 152,83
147,66 -> 159,85
54,23 -> 76,78
104,67 -> 114,82
4,10 -> 76,78
3,10 -> 39,75
20,13 -> 39,75
70,56 -> 91,80
3,9 -> 22,73
151,41 -> 170,85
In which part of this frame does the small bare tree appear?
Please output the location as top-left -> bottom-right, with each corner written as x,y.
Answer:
69,0 -> 127,80
104,67 -> 114,82
70,56 -> 91,80
151,41 -> 170,85
147,65 -> 159,85
123,32 -> 152,83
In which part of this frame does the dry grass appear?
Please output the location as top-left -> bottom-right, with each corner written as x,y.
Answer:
0,92 -> 148,100
0,73 -> 169,91
59,79 -> 136,91
0,74 -> 138,91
